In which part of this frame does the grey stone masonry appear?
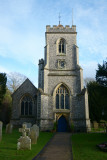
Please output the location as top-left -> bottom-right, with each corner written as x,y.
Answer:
11,79 -> 38,127
11,23 -> 91,132
46,25 -> 76,33
38,24 -> 91,132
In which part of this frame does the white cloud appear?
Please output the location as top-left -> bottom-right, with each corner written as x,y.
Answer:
0,0 -> 45,66
0,65 -> 10,73
80,61 -> 98,79
0,25 -> 44,65
73,7 -> 107,64
78,27 -> 107,59
0,0 -> 107,84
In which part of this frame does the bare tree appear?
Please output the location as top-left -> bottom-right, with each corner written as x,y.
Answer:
7,72 -> 27,93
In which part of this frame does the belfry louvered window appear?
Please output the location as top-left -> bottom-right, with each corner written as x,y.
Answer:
58,39 -> 66,54
21,96 -> 33,116
56,85 -> 69,109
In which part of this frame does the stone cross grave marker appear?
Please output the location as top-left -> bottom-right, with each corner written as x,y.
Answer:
0,121 -> 3,142
19,124 -> 30,137
23,122 -> 32,128
17,124 -> 31,150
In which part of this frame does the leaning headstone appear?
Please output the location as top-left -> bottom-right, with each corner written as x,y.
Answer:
0,121 -> 3,142
23,122 -> 32,128
29,127 -> 37,144
93,121 -> 98,129
105,123 -> 107,133
32,124 -> 39,138
17,124 -> 31,150
6,123 -> 13,134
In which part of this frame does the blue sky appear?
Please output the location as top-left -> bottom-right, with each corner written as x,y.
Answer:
0,0 -> 107,87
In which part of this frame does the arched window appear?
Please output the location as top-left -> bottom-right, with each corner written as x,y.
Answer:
56,85 -> 70,109
21,96 -> 33,116
58,39 -> 66,54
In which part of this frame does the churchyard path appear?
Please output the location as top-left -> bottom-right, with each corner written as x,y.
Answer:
33,133 -> 73,160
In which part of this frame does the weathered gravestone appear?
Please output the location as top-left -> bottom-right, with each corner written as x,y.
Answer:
32,124 -> 39,138
105,123 -> 107,133
17,124 -> 31,150
29,124 -> 39,144
0,121 -> 3,142
93,121 -> 99,129
23,122 -> 32,128
6,123 -> 13,134
29,127 -> 37,144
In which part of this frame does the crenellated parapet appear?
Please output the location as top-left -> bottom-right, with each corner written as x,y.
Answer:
46,25 -> 76,33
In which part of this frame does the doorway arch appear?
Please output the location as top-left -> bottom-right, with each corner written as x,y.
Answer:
57,115 -> 68,132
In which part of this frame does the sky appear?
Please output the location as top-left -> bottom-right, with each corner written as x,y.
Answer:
0,0 -> 107,87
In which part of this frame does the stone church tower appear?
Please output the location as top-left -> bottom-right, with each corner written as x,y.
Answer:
38,24 -> 91,132
11,23 -> 91,132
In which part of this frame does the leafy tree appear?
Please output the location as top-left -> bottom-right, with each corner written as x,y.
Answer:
0,88 -> 12,124
0,73 -> 7,106
7,72 -> 27,93
96,60 -> 107,87
84,77 -> 95,87
87,81 -> 107,122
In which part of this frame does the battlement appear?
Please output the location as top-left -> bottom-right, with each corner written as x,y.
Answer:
46,25 -> 76,33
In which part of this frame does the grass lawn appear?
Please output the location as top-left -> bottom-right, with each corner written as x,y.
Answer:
91,127 -> 106,132
72,133 -> 107,160
0,128 -> 53,160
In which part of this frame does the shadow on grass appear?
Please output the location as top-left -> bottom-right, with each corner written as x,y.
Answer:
0,129 -> 54,160
72,133 -> 107,160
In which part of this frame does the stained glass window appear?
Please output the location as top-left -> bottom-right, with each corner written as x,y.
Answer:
61,94 -> 64,109
56,94 -> 59,109
29,102 -> 32,115
21,101 -> 24,115
56,85 -> 69,109
21,96 -> 33,116
65,94 -> 69,109
25,102 -> 28,115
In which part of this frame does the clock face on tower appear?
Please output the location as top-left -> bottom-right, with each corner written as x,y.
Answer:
60,61 -> 65,68
57,60 -> 65,69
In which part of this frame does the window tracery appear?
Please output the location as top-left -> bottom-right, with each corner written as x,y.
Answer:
21,96 -> 33,116
56,85 -> 69,109
58,39 -> 66,54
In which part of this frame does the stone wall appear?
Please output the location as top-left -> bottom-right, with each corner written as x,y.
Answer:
10,24 -> 91,132
38,24 -> 91,132
45,34 -> 77,70
11,79 -> 38,127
